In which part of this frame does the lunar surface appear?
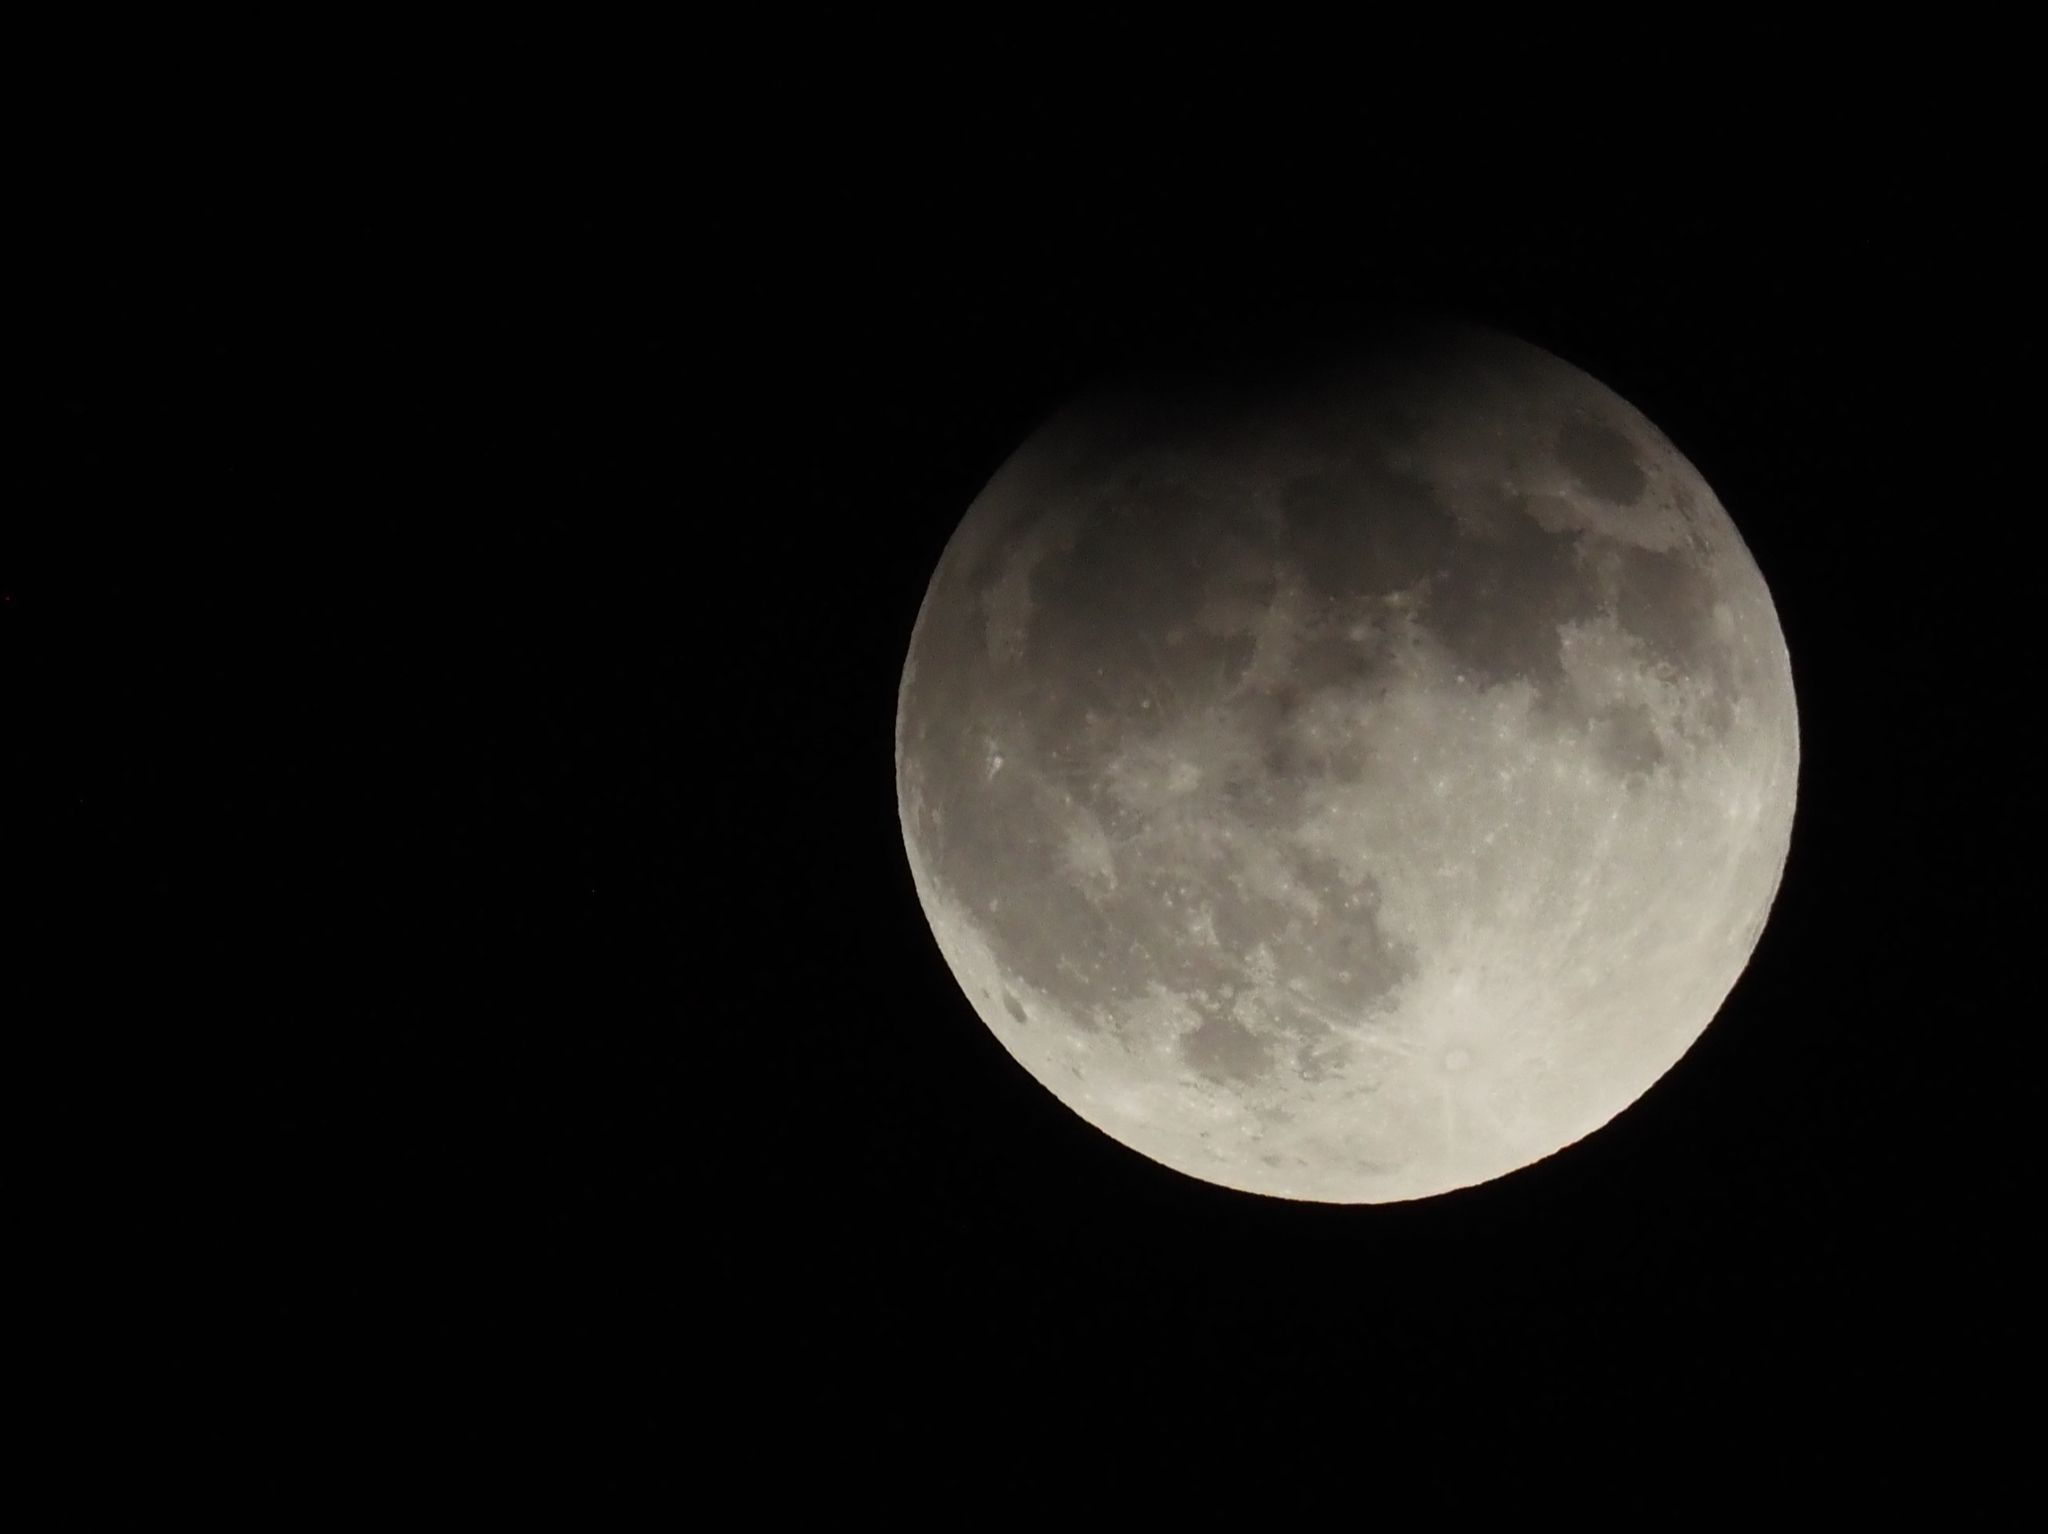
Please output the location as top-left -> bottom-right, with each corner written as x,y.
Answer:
896,324 -> 1798,1203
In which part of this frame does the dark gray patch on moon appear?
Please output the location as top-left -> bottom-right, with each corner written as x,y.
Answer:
1591,700 -> 1667,778
1421,504 -> 1594,698
1612,542 -> 1722,681
1281,463 -> 1446,607
1558,415 -> 1649,504
1182,1013 -> 1273,1083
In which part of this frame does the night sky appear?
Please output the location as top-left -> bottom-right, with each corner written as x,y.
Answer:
25,53 -> 2026,1492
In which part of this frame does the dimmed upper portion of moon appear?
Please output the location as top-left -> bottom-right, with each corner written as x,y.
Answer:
896,324 -> 1798,1203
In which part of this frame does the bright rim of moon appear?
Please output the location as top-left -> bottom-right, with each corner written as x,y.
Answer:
896,325 -> 1798,1203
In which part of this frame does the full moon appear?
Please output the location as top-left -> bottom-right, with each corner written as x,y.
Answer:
896,324 -> 1798,1203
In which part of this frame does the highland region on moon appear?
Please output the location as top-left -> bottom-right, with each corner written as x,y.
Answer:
896,327 -> 1798,1202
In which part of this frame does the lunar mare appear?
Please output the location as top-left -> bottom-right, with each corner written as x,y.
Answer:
896,326 -> 1797,1203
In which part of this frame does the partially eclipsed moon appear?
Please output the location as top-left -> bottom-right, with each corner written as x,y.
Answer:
896,325 -> 1798,1203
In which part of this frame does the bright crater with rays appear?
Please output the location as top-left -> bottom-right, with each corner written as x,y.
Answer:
896,326 -> 1798,1203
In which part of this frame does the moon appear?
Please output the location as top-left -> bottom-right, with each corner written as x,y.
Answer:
895,323 -> 1798,1203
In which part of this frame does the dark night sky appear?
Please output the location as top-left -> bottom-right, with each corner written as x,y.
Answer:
24,52 -> 2028,1491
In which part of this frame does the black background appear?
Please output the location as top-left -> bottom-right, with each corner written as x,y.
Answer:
23,45 -> 2028,1492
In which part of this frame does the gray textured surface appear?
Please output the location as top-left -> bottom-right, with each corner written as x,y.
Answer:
897,327 -> 1798,1202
